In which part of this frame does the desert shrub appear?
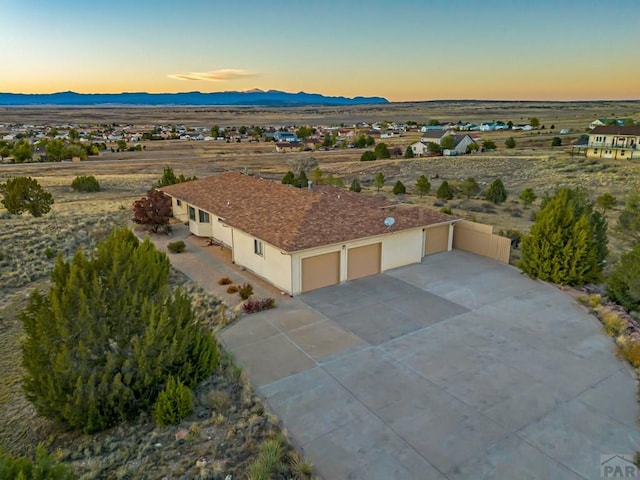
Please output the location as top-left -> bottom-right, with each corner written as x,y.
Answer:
204,390 -> 232,412
360,151 -> 376,162
0,176 -> 54,217
606,242 -> 640,312
617,338 -> 640,368
20,227 -> 218,433
167,240 -> 186,253
152,376 -> 194,427
0,444 -> 76,480
227,285 -> 239,294
238,283 -> 254,300
43,246 -> 56,259
243,298 -> 276,314
71,175 -> 100,192
440,207 -> 452,215
288,451 -> 314,478
601,311 -> 626,337
247,438 -> 286,480
218,277 -> 233,285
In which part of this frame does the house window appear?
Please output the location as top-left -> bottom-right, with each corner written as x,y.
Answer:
593,149 -> 598,154
620,151 -> 625,156
198,209 -> 210,223
254,239 -> 264,257
188,206 -> 196,221
176,199 -> 182,207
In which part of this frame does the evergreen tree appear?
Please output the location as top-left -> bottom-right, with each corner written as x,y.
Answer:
20,228 -> 218,433
436,180 -> 454,200
281,170 -> 295,185
392,180 -> 406,195
505,137 -> 516,149
374,142 -> 391,159
618,193 -> 640,244
606,242 -> 640,312
459,177 -> 479,199
404,146 -> 414,158
349,177 -> 361,193
0,176 -> 54,217
374,172 -> 385,192
415,175 -> 431,197
520,188 -> 607,285
360,151 -> 376,162
296,170 -> 309,188
485,178 -> 508,204
154,166 -> 196,189
310,167 -> 323,185
519,187 -> 537,208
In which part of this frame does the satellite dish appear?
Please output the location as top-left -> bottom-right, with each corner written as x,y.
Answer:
384,216 -> 395,228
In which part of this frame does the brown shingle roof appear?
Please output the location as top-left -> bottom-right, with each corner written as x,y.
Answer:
590,125 -> 640,136
161,172 -> 456,252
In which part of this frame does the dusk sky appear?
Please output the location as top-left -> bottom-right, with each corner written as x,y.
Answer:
3,0 -> 639,102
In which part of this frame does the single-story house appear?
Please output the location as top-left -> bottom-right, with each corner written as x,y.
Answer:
161,172 -> 466,295
412,132 -> 476,156
275,141 -> 301,152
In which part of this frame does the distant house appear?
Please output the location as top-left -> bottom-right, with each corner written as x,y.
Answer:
586,125 -> 640,160
589,118 -> 634,130
480,121 -> 508,132
512,124 -> 532,131
412,132 -> 476,156
275,141 -> 301,153
560,128 -> 570,134
273,131 -> 298,142
420,125 -> 444,132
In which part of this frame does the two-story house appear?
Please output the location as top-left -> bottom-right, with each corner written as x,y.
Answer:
587,126 -> 640,160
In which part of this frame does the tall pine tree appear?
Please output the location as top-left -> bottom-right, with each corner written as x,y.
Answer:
21,228 -> 218,433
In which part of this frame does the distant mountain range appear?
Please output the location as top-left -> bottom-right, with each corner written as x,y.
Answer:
0,90 -> 388,107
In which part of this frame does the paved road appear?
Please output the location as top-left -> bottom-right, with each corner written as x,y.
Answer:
220,251 -> 640,479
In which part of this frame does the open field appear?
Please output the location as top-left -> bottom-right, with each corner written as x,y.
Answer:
2,100 -> 639,127
1,101 -> 639,477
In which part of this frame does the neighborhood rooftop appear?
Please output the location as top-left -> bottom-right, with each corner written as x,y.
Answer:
590,125 -> 640,136
160,172 -> 455,252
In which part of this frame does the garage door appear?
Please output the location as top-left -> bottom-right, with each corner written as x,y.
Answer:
347,243 -> 381,281
424,224 -> 450,255
301,251 -> 340,292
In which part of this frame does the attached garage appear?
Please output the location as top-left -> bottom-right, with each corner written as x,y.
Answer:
347,243 -> 381,281
424,224 -> 450,255
301,251 -> 341,292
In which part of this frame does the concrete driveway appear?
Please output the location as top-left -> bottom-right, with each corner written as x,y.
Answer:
220,251 -> 640,479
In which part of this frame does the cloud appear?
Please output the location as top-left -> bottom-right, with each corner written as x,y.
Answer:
168,69 -> 258,81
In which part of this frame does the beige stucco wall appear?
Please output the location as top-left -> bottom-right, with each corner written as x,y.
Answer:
290,227 -> 427,295
171,197 -> 188,222
381,229 -> 424,270
212,218 -> 233,246
188,208 -> 214,237
232,229 -> 292,294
